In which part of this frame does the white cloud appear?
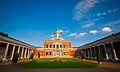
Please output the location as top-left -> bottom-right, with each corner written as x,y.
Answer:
51,34 -> 54,37
102,27 -> 112,32
108,9 -> 112,13
73,0 -> 100,21
59,30 -> 63,33
68,32 -> 87,38
97,13 -> 102,16
96,12 -> 106,17
113,8 -> 120,12
75,32 -> 87,38
102,12 -> 106,15
79,32 -> 87,36
93,17 -> 103,21
81,22 -> 94,28
81,17 -> 103,25
105,20 -> 120,26
68,33 -> 77,36
66,31 -> 69,33
89,30 -> 98,34
97,8 -> 120,17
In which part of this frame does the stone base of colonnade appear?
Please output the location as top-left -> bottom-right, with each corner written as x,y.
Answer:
107,59 -> 120,63
1,58 -> 8,62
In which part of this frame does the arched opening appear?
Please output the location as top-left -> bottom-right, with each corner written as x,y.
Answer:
46,44 -> 48,48
38,52 -> 40,58
50,44 -> 52,48
60,44 -> 62,48
53,44 -> 55,48
57,45 -> 59,48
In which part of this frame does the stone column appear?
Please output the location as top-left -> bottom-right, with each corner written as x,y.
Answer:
90,48 -> 92,59
29,48 -> 32,56
55,44 -> 57,56
87,48 -> 89,58
93,47 -> 96,59
24,48 -> 27,58
3,43 -> 10,60
20,47 -> 24,59
48,43 -> 50,48
27,48 -> 30,58
92,47 -> 94,58
17,46 -> 20,54
65,49 -> 67,56
82,49 -> 85,58
110,42 -> 119,60
103,44 -> 109,60
10,45 -> 16,60
98,46 -> 101,54
85,49 -> 87,58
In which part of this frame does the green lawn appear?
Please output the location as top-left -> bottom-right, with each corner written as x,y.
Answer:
22,58 -> 97,69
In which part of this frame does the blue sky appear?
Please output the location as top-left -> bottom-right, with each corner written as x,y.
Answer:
0,0 -> 120,47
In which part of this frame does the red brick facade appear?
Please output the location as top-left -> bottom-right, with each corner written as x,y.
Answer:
34,29 -> 81,58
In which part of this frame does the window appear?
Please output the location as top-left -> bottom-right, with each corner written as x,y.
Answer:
46,52 -> 48,56
67,52 -> 69,55
38,52 -> 40,58
46,44 -> 48,48
60,44 -> 62,48
57,45 -> 59,48
64,52 -> 66,55
53,44 -> 55,48
50,52 -> 52,55
50,44 -> 52,48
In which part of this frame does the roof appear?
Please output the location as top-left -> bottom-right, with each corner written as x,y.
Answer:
0,34 -> 34,47
79,32 -> 120,47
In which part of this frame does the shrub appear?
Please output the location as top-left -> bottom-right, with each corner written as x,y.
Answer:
12,53 -> 19,63
29,53 -> 34,59
81,53 -> 84,59
98,54 -> 102,62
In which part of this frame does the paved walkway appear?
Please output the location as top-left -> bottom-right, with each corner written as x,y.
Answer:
81,59 -> 120,69
0,59 -> 120,72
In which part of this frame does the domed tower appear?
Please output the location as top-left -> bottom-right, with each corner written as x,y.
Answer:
52,28 -> 64,40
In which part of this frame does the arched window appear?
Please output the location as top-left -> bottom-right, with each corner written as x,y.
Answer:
46,52 -> 48,56
60,44 -> 62,48
53,44 -> 55,48
50,44 -> 52,48
46,44 -> 48,48
64,52 -> 66,55
57,45 -> 59,48
38,52 -> 40,58
50,52 -> 52,55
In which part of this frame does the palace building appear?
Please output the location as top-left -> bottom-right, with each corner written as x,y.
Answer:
0,30 -> 120,62
34,29 -> 78,58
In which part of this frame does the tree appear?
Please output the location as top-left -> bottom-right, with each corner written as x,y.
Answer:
97,54 -> 103,64
0,32 -> 8,37
12,53 -> 19,63
29,53 -> 34,59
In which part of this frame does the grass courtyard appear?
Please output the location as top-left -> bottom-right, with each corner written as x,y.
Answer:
22,58 -> 97,69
